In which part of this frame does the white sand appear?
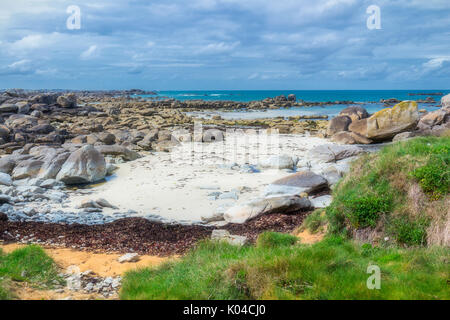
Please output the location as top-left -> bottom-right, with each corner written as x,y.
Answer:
65,133 -> 332,223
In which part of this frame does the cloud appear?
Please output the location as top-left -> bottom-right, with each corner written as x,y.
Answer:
0,59 -> 34,75
11,35 -> 44,50
196,41 -> 240,54
80,45 -> 99,60
423,57 -> 450,70
0,0 -> 449,89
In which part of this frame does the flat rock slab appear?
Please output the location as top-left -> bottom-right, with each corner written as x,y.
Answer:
264,171 -> 328,197
224,195 -> 311,224
307,144 -> 364,163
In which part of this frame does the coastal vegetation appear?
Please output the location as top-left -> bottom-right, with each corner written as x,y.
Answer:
120,235 -> 449,300
120,136 -> 450,300
326,136 -> 449,246
0,245 -> 63,300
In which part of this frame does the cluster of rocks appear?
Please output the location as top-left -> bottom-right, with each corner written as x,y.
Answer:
0,90 -> 332,157
122,93 -> 356,111
0,137 -> 145,224
0,91 -> 195,155
62,269 -> 121,298
381,96 -> 437,105
327,97 -> 450,145
202,143 -> 368,224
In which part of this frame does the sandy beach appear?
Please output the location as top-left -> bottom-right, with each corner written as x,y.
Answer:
64,133 -> 331,223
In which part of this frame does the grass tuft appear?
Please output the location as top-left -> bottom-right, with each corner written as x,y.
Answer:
256,232 -> 298,248
0,245 -> 64,299
120,237 -> 450,300
302,209 -> 327,234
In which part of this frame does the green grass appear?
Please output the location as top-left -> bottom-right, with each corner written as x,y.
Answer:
0,248 -> 10,300
301,209 -> 327,234
388,216 -> 429,246
256,232 -> 298,248
0,245 -> 64,300
410,153 -> 449,200
325,136 -> 450,245
120,233 -> 450,300
120,137 -> 450,300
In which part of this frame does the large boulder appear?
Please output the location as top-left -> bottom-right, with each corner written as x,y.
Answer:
349,101 -> 419,141
264,171 -> 328,197
0,154 -> 32,174
57,93 -> 77,108
0,103 -> 18,113
224,195 -> 311,224
339,106 -> 369,122
327,116 -> 352,136
307,144 -> 364,163
331,131 -> 373,145
56,145 -> 106,184
11,159 -> 44,180
417,107 -> 450,130
441,94 -> 450,108
5,115 -> 38,129
37,152 -> 70,180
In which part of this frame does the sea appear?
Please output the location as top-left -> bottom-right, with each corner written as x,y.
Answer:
139,90 -> 449,120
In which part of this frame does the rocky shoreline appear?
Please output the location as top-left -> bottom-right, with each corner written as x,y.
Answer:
0,89 -> 449,254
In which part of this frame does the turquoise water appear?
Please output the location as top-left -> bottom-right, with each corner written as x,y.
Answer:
142,90 -> 449,103
139,90 -> 447,120
187,103 -> 441,120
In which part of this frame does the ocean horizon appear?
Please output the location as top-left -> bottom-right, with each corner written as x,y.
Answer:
144,90 -> 450,103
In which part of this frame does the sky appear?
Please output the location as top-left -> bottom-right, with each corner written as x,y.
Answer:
1,0 -> 450,90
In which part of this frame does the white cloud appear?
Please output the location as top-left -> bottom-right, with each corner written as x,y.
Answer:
80,45 -> 99,60
423,57 -> 450,70
8,59 -> 31,69
11,34 -> 44,50
196,41 -> 240,54
0,59 -> 34,75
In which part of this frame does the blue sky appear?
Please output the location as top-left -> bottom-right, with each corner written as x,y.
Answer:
1,0 -> 450,90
